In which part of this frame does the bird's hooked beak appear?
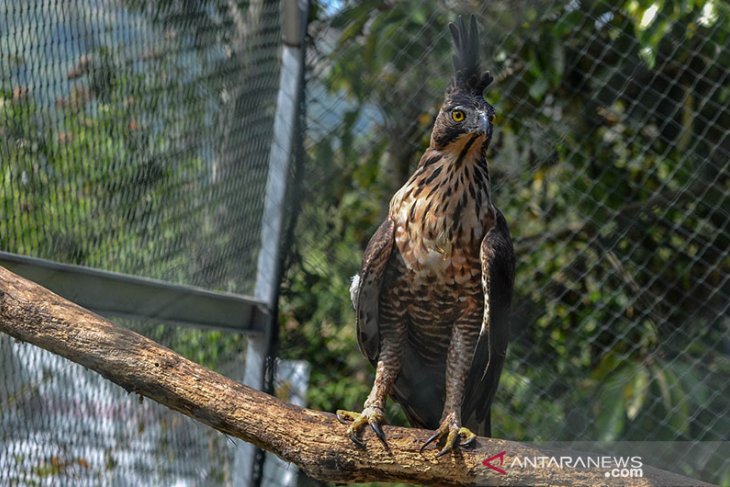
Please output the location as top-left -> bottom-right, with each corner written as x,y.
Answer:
476,111 -> 492,139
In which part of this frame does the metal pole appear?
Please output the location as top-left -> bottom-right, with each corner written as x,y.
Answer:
237,1 -> 308,485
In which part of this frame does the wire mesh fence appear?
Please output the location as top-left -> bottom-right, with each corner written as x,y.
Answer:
1,0 -> 282,293
1,0 -> 286,485
282,0 -> 729,484
1,323 -> 245,486
1,0 -> 728,485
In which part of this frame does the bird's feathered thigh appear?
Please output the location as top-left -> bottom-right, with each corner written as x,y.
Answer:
380,252 -> 484,430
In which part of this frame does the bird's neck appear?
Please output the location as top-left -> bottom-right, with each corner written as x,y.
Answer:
391,143 -> 493,212
428,133 -> 488,168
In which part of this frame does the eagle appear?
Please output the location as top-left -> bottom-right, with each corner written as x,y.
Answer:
338,16 -> 515,456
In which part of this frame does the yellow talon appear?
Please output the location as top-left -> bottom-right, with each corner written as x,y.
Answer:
336,407 -> 387,445
335,409 -> 360,423
458,426 -> 477,446
422,420 -> 477,456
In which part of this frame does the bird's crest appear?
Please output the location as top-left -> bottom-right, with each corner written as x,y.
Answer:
448,15 -> 493,96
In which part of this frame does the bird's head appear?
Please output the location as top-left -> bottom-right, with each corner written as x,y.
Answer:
430,16 -> 495,154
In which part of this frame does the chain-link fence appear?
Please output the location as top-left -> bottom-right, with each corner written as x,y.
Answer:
1,322 -> 245,486
282,0 -> 729,484
1,0 -> 290,485
1,0 -> 728,486
1,1 -> 283,292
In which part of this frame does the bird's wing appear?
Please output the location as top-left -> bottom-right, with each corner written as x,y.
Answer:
353,219 -> 395,363
461,209 -> 515,436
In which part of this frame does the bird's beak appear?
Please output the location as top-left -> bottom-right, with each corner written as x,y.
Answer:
477,112 -> 492,138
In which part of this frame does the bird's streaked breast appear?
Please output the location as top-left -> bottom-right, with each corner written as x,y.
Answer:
389,145 -> 493,290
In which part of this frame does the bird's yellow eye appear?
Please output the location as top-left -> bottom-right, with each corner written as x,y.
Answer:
451,110 -> 465,122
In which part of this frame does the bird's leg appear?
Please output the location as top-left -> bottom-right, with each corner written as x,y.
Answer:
421,318 -> 479,456
337,352 -> 399,446
338,295 -> 404,446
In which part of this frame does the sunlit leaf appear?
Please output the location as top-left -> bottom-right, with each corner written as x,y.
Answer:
626,364 -> 650,420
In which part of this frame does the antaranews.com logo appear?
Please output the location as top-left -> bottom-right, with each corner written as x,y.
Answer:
482,450 -> 644,479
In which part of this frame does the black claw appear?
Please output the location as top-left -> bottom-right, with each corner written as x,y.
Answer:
436,445 -> 453,458
336,413 -> 350,425
439,433 -> 460,457
370,421 -> 386,442
459,436 -> 476,448
349,433 -> 365,448
420,430 -> 442,452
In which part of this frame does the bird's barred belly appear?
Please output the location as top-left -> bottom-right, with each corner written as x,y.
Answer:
381,248 -> 484,364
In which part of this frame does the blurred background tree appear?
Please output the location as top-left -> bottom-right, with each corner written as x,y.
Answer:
278,0 -> 729,483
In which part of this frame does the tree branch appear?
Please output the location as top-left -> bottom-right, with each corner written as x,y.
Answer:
0,266 -> 709,486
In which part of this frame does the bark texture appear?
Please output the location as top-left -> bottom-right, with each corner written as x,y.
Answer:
0,266 -> 709,486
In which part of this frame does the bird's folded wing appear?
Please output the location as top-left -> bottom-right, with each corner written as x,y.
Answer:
462,209 -> 515,436
354,219 -> 395,363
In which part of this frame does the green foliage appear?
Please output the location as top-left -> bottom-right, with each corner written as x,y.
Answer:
282,0 -> 729,483
485,0 -> 729,449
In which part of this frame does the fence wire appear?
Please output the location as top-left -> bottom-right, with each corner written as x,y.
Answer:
282,0 -> 729,484
1,0 -> 728,486
1,322 -> 245,486
1,1 -> 282,485
1,0 -> 282,293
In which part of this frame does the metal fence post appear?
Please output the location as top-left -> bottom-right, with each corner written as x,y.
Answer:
236,1 -> 309,485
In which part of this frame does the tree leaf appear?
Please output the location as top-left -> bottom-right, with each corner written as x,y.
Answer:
626,364 -> 650,420
596,375 -> 626,441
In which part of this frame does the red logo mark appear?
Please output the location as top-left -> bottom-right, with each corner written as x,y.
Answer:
482,450 -> 507,475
